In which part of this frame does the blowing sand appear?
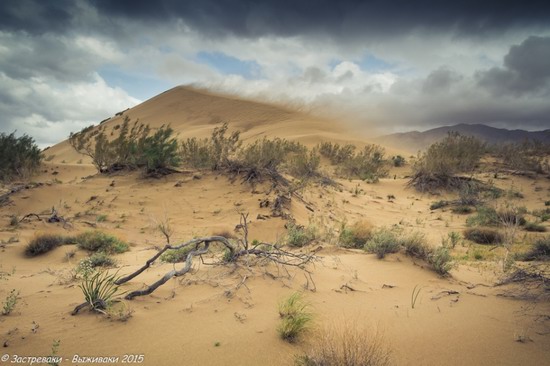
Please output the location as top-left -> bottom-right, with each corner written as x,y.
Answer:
1,87 -> 549,365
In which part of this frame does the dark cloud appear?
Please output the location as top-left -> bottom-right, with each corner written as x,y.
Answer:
477,36 -> 550,96
422,67 -> 462,94
3,0 -> 550,39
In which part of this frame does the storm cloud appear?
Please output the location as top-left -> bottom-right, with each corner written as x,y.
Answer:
1,0 -> 550,147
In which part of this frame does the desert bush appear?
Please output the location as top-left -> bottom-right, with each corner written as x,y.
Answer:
519,237 -> 550,261
428,247 -> 453,276
159,246 -> 194,263
180,137 -> 212,169
25,234 -> 74,257
295,322 -> 391,366
80,253 -> 116,268
0,132 -> 42,181
1,289 -> 19,315
69,118 -> 180,176
289,148 -> 321,179
208,122 -> 242,171
318,142 -> 356,164
409,132 -> 485,191
401,232 -> 431,259
286,223 -> 317,247
452,205 -> 473,214
524,222 -> 547,232
365,228 -> 401,259
76,231 -> 128,254
493,140 -> 549,173
392,155 -> 405,167
430,200 -> 448,210
78,270 -> 122,313
340,145 -> 388,181
458,184 -> 482,206
464,227 -> 503,244
277,292 -> 313,343
338,220 -> 373,249
466,206 -> 525,227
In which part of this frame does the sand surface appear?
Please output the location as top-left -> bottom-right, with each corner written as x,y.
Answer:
1,87 -> 549,365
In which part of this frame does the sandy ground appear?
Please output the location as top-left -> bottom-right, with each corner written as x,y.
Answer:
1,88 -> 549,366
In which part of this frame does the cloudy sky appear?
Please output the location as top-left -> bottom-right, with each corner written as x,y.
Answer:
1,0 -> 550,147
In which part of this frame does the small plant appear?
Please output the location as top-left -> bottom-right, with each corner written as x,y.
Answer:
464,227 -> 503,244
452,205 -> 473,214
106,301 -> 133,322
411,285 -> 422,309
25,234 -> 74,257
428,247 -> 453,276
400,232 -> 430,259
277,292 -> 313,343
524,222 -> 547,232
365,228 -> 401,259
518,237 -> 550,261
79,253 -> 116,269
78,270 -> 123,313
430,200 -> 448,210
392,155 -> 405,167
9,215 -> 19,227
48,339 -> 61,366
338,220 -> 373,249
447,232 -> 462,249
294,322 -> 391,366
160,246 -> 193,263
2,289 -> 20,315
286,223 -> 317,248
76,231 -> 128,254
545,201 -> 550,206
96,214 -> 108,222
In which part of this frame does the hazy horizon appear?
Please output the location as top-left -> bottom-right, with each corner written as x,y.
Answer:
1,0 -> 550,147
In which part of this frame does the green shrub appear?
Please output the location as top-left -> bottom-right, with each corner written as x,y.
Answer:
338,221 -> 373,249
159,246 -> 193,263
430,200 -> 448,210
392,155 -> 406,167
140,124 -> 181,176
452,205 -> 473,214
318,142 -> 356,164
25,234 -> 74,257
524,222 -> 547,232
289,149 -> 321,179
277,292 -> 313,343
428,247 -> 453,276
409,132 -> 485,191
365,228 -> 401,259
401,232 -> 431,259
466,206 -> 525,227
286,224 -> 317,247
0,132 -> 42,181
464,227 -> 503,244
80,253 -> 116,268
76,231 -> 128,254
180,137 -> 212,169
493,140 -> 548,173
1,289 -> 19,315
519,237 -> 550,261
340,145 -> 388,181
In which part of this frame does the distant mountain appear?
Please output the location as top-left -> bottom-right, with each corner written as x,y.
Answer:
375,124 -> 550,153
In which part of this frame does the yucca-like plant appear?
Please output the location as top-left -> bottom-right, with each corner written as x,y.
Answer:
78,270 -> 123,314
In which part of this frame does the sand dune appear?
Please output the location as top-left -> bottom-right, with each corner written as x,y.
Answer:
1,87 -> 549,365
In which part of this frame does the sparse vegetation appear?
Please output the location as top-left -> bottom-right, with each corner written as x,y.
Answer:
365,228 -> 401,259
76,231 -> 128,254
76,270 -> 123,314
69,118 -> 180,176
452,205 -> 474,214
392,155 -> 406,167
2,289 -> 19,315
518,237 -> 550,261
409,132 -> 485,191
430,200 -> 449,210
464,227 -> 503,244
79,253 -> 116,268
25,234 -> 75,257
0,132 -> 43,181
159,246 -> 193,263
295,322 -> 391,366
338,220 -> 373,249
286,223 -> 317,247
277,292 -> 313,343
429,247 -> 453,276
524,222 -> 547,232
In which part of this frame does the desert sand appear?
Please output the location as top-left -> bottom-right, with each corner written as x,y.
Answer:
1,87 -> 549,366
